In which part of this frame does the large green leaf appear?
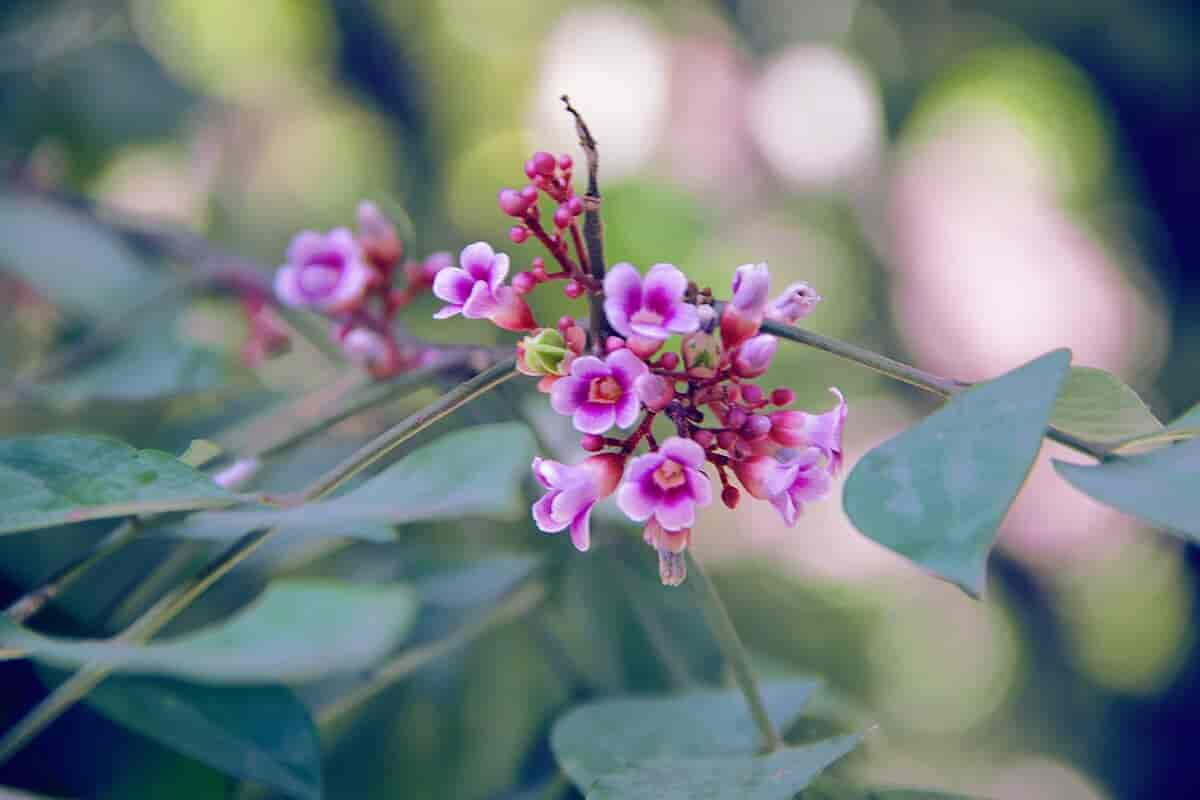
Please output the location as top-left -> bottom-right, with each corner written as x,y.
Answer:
0,580 -> 416,684
0,435 -> 236,535
0,194 -> 160,319
586,736 -> 859,800
1054,439 -> 1200,540
843,350 -> 1071,596
159,423 -> 533,542
550,681 -> 855,798
1049,367 -> 1161,442
79,676 -> 321,800
552,681 -> 819,785
1165,403 -> 1200,436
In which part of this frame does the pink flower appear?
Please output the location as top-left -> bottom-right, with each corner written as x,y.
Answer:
766,282 -> 821,325
617,437 -> 713,531
731,334 -> 778,378
531,453 -> 624,552
274,229 -> 373,312
768,388 -> 847,474
603,263 -> 700,341
721,262 -> 770,348
732,447 -> 831,527
432,241 -> 511,320
432,241 -> 536,331
550,349 -> 649,434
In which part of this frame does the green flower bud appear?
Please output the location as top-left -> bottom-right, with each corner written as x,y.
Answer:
519,328 -> 570,376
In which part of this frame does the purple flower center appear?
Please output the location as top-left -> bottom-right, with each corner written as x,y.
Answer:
652,460 -> 686,491
587,376 -> 623,404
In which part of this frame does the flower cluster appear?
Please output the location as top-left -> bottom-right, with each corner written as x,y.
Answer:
272,203 -> 448,378
430,149 -> 844,585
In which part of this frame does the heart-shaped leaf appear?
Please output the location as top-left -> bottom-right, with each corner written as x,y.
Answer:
159,423 -> 533,542
0,580 -> 416,684
1054,438 -> 1200,541
0,194 -> 159,319
77,676 -> 322,800
585,736 -> 860,800
550,681 -> 856,799
551,680 -> 820,787
844,349 -> 1071,596
0,435 -> 237,535
1049,367 -> 1160,442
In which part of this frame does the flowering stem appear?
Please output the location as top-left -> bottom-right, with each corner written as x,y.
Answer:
758,316 -> 1112,460
0,357 -> 520,764
685,551 -> 783,753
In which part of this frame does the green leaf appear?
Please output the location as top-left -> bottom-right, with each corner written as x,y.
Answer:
0,580 -> 417,684
178,440 -> 223,468
843,349 -> 1071,596
1054,439 -> 1200,540
0,435 -> 237,535
1049,367 -> 1161,442
551,680 -> 821,789
586,736 -> 860,800
159,423 -> 534,542
0,194 -> 160,319
1165,403 -> 1200,436
80,676 -> 321,800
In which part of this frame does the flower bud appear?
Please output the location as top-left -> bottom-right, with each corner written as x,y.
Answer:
356,201 -> 402,270
517,327 -> 570,376
531,151 -> 557,175
730,262 -> 771,314
681,330 -> 721,379
768,388 -> 847,474
721,485 -> 741,509
498,188 -> 530,217
582,452 -> 626,498
635,373 -> 674,412
731,334 -> 777,379
766,282 -> 821,325
741,414 -> 772,440
342,327 -> 391,367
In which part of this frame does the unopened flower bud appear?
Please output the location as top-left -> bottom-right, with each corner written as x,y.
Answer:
531,151 -> 557,175
520,185 -> 539,203
740,384 -> 765,405
342,327 -> 391,367
509,226 -> 530,244
564,280 -> 584,299
693,429 -> 715,448
731,334 -> 777,378
741,414 -> 772,440
499,188 -> 529,216
721,485 -> 741,509
512,272 -> 536,294
766,282 -> 822,325
716,431 -> 738,451
558,153 -> 573,170
356,201 -> 402,269
771,387 -> 795,406
726,407 -> 748,430
566,196 -> 584,216
553,205 -> 572,228
635,373 -> 674,412
657,351 -> 679,371
580,433 -> 605,452
605,335 -> 626,352
517,327 -> 570,376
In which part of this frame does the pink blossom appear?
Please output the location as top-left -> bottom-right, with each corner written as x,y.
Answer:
766,281 -> 821,325
531,453 -> 624,552
768,388 -> 847,474
603,263 -> 700,341
617,437 -> 713,531
550,349 -> 649,435
432,242 -> 511,320
274,229 -> 373,313
431,242 -> 536,331
732,447 -> 831,527
721,262 -> 770,348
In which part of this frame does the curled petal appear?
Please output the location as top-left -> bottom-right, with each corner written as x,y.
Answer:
569,508 -> 592,552
660,436 -> 706,470
550,376 -> 585,415
532,492 -> 567,533
273,266 -> 305,307
617,479 -> 658,521
603,263 -> 643,337
432,267 -> 475,306
461,281 -> 501,319
573,404 -> 616,435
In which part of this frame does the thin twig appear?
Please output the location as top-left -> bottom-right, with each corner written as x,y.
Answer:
685,551 -> 782,752
561,96 -> 609,353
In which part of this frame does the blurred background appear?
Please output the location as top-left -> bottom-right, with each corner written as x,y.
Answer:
0,1 -> 1198,798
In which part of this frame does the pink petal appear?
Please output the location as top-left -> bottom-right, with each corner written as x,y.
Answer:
617,480 -> 658,521
569,507 -> 593,551
285,231 -> 326,265
433,304 -> 463,319
462,281 -> 500,319
660,437 -> 706,469
533,492 -> 567,533
460,241 -> 496,282
655,492 -> 695,531
573,404 -> 616,435
606,348 -> 648,388
685,467 -> 712,508
486,252 -> 510,291
603,263 -> 642,337
665,303 -> 700,334
550,376 -> 585,415
770,492 -> 799,527
625,451 -> 665,485
643,263 -> 688,304
433,267 -> 475,305
614,392 -> 640,429
323,258 -> 371,309
326,227 -> 361,258
273,266 -> 305,307
629,320 -> 672,340
569,355 -> 608,380
552,482 -> 597,522
532,457 -> 566,490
